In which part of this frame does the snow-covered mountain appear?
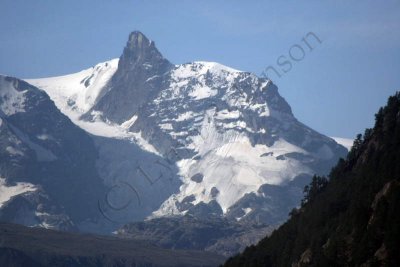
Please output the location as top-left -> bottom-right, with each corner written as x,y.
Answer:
26,31 -> 347,227
0,75 -> 108,231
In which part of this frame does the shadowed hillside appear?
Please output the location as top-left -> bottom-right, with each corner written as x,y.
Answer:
0,222 -> 224,267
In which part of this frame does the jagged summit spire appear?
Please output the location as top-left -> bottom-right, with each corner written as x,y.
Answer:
90,31 -> 173,123
126,31 -> 153,50
119,31 -> 171,70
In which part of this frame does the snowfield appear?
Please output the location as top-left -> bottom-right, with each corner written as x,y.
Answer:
25,56 -> 347,224
26,59 -> 119,117
0,76 -> 27,115
0,178 -> 36,208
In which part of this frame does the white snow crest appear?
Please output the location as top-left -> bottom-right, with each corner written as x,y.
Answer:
26,58 -> 119,118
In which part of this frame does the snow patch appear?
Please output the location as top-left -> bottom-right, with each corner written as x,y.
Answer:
175,111 -> 195,122
36,134 -> 53,141
159,123 -> 173,130
0,76 -> 26,115
6,146 -> 24,156
121,115 -> 138,129
236,207 -> 252,221
188,84 -> 217,100
215,109 -> 240,120
0,178 -> 37,208
331,137 -> 354,151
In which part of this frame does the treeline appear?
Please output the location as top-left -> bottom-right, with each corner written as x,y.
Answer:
223,92 -> 400,267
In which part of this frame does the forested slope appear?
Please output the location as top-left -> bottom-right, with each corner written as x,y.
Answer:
224,92 -> 400,267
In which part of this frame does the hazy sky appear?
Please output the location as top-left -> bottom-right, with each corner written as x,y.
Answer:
1,0 -> 399,138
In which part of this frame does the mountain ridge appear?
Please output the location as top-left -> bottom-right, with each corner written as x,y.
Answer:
0,74 -> 108,231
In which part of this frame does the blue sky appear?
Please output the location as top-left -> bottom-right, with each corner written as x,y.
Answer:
1,0 -> 399,138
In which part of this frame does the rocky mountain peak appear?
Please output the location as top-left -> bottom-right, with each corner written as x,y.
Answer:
127,31 -> 152,50
88,31 -> 173,123
263,81 -> 293,116
118,31 -> 172,73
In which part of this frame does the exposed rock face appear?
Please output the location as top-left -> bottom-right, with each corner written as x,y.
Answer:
118,215 -> 273,257
90,31 -> 173,123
